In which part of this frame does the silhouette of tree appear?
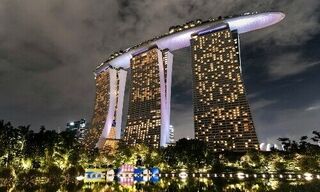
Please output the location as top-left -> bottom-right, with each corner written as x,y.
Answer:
278,137 -> 291,151
311,131 -> 320,144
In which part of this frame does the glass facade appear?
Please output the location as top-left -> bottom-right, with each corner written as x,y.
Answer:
191,25 -> 259,152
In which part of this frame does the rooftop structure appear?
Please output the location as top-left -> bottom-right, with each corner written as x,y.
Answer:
95,12 -> 284,71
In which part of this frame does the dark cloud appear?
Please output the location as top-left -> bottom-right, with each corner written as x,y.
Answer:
0,0 -> 320,143
0,41 -> 63,72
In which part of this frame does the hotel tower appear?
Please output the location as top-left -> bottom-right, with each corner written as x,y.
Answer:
84,12 -> 285,152
191,24 -> 258,151
123,47 -> 173,148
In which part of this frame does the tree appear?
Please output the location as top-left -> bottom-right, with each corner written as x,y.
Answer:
278,137 -> 291,151
162,138 -> 213,170
299,136 -> 308,151
0,167 -> 15,191
298,155 -> 320,173
43,165 -> 63,192
311,131 -> 320,144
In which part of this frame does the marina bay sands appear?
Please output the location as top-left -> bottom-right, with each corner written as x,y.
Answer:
84,12 -> 285,152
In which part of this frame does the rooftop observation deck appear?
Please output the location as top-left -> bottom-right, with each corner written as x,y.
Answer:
95,12 -> 285,73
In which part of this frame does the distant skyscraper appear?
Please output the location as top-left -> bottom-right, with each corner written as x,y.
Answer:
191,24 -> 259,152
66,118 -> 88,141
123,47 -> 173,148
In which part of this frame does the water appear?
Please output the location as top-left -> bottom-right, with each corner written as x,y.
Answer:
80,169 -> 320,191
82,177 -> 320,192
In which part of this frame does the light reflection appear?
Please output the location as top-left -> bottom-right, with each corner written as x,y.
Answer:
81,172 -> 320,191
304,173 -> 313,181
237,172 -> 245,179
179,172 -> 188,179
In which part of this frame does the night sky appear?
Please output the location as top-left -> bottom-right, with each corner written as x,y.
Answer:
1,1 -> 320,144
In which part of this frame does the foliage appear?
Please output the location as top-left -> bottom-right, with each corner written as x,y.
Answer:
162,138 -> 215,171
0,120 -> 87,191
0,120 -> 320,191
0,167 -> 15,191
15,169 -> 43,192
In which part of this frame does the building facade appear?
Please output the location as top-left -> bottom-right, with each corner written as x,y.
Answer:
84,67 -> 127,149
66,119 -> 88,141
191,24 -> 259,151
123,47 -> 173,148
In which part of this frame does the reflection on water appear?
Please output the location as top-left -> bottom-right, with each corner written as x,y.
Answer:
82,167 -> 320,191
83,177 -> 320,192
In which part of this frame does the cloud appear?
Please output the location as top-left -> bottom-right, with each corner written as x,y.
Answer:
268,53 -> 320,79
246,92 -> 261,100
268,0 -> 320,46
250,99 -> 277,110
305,101 -> 320,111
255,107 -> 320,143
124,0 -> 320,46
171,48 -> 193,86
171,104 -> 195,140
306,106 -> 320,111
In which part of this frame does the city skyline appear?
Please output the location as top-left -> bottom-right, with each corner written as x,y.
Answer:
1,1 -> 320,145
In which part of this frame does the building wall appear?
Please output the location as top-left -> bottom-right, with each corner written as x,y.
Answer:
66,119 -> 88,141
191,26 -> 259,152
162,50 -> 173,146
124,47 -> 175,148
123,48 -> 162,148
115,70 -> 127,139
84,67 -> 127,149
84,70 -> 110,149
